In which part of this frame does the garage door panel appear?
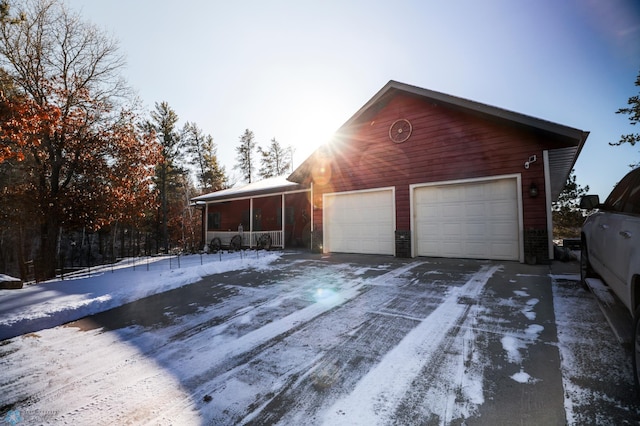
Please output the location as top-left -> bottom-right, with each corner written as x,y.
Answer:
325,189 -> 394,255
414,178 -> 519,260
466,203 -> 487,217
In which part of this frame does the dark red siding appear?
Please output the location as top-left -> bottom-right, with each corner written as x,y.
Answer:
312,94 -> 554,241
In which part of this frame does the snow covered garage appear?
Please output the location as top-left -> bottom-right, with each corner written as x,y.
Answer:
288,80 -> 589,263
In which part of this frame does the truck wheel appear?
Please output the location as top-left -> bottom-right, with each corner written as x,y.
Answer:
633,306 -> 640,390
580,240 -> 595,291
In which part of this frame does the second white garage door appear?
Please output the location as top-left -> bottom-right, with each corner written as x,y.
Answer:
413,177 -> 521,260
324,188 -> 395,255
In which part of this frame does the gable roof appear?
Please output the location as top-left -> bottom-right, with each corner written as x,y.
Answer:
191,176 -> 307,204
289,80 -> 589,201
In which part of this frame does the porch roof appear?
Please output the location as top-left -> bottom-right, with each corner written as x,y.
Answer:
191,176 -> 309,204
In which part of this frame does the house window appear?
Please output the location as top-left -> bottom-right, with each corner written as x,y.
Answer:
277,207 -> 295,226
207,212 -> 221,231
241,209 -> 262,231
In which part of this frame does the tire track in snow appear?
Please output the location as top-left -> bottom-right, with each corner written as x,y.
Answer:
177,261 -> 425,390
322,264 -> 500,425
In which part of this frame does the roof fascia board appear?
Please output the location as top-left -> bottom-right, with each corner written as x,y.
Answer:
196,187 -> 310,205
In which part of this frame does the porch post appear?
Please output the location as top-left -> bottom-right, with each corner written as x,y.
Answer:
281,193 -> 286,249
249,197 -> 254,248
203,202 -> 208,250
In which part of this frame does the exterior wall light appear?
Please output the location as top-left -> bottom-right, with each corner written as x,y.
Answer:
529,182 -> 539,198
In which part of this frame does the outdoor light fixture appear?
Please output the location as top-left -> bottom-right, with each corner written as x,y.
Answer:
524,155 -> 537,169
529,182 -> 539,198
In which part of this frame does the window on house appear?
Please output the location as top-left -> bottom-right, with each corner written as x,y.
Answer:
207,212 -> 221,231
277,207 -> 295,226
241,209 -> 262,231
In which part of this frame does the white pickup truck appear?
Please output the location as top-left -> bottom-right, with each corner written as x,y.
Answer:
580,167 -> 640,386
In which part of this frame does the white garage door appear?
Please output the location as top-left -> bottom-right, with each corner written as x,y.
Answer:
413,178 -> 520,260
324,189 -> 395,255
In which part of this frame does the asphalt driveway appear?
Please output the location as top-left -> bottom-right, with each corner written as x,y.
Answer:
1,252 -> 639,424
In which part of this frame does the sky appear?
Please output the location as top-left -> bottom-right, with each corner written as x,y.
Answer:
64,0 -> 640,197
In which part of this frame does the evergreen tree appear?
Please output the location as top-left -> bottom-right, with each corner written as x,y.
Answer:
552,169 -> 590,238
143,101 -> 184,253
0,1 -> 24,24
234,129 -> 256,183
258,137 -> 291,179
182,122 -> 226,192
610,68 -> 640,168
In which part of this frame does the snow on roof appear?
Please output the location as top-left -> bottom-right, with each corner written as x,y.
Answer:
191,176 -> 308,203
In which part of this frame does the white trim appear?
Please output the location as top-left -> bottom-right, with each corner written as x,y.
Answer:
409,174 -> 524,262
543,150 -> 554,260
204,202 -> 209,251
204,188 -> 310,205
322,186 -> 397,198
281,193 -> 286,251
249,198 -> 254,247
322,186 -> 396,255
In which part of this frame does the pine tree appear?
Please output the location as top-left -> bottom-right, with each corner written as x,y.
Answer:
235,129 -> 256,183
610,68 -> 640,168
182,122 -> 226,192
258,137 -> 291,179
143,101 -> 184,253
552,169 -> 590,238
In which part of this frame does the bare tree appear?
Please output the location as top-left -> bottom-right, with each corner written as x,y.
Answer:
0,0 -> 144,279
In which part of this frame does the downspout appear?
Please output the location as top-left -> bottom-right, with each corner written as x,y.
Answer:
543,150 -> 554,260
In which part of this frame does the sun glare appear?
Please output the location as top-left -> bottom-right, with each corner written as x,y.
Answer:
279,88 -> 348,168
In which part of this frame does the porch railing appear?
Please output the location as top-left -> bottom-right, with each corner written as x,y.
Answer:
205,230 -> 284,249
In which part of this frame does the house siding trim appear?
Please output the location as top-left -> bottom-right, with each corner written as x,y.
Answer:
409,174 -> 524,262
543,150 -> 554,260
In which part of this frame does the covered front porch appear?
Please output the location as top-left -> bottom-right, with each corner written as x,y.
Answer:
192,177 -> 311,251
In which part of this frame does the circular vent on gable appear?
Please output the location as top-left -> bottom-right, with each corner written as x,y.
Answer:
389,119 -> 412,143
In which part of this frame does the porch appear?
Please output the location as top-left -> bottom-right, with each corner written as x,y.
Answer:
192,176 -> 312,252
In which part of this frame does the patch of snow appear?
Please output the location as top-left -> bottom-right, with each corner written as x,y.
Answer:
0,274 -> 21,282
511,369 -> 538,384
585,278 -> 615,307
501,335 -> 525,363
0,251 -> 284,340
522,298 -> 539,320
501,324 -> 543,364
322,265 -> 501,425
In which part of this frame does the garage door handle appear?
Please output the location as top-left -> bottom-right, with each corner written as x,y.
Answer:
619,230 -> 632,239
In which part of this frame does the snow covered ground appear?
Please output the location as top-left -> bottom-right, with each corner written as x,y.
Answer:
0,251 -> 281,341
1,252 -> 639,424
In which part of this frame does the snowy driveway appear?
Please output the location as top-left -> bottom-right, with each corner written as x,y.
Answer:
1,252 -> 639,424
